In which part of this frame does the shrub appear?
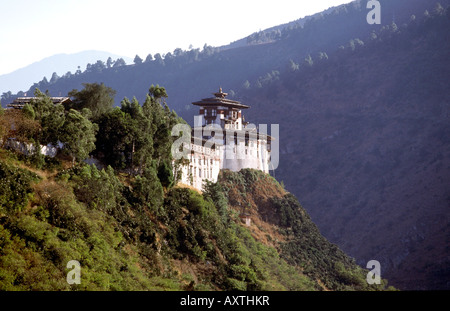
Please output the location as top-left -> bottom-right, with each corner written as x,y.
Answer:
0,160 -> 39,213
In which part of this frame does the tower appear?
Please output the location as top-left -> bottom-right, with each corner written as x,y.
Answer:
192,87 -> 249,131
176,88 -> 273,191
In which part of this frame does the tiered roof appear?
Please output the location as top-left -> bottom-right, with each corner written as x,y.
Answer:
192,88 -> 249,109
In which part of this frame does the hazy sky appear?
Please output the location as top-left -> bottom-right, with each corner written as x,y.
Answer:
0,0 -> 352,75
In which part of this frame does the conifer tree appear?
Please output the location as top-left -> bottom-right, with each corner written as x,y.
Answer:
61,108 -> 98,165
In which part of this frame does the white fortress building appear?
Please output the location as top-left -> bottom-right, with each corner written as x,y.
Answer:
175,88 -> 275,191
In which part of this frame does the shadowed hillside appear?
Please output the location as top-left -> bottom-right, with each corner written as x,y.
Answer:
236,9 -> 450,290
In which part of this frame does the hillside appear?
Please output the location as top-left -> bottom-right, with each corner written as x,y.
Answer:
0,144 -> 391,291
236,8 -> 450,290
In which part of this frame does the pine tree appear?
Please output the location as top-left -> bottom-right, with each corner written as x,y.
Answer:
61,109 -> 98,165
68,83 -> 116,120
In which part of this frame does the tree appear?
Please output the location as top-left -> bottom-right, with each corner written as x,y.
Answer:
164,52 -> 174,63
143,89 -> 174,162
95,108 -> 134,169
288,59 -> 299,72
132,165 -> 164,212
113,58 -> 126,67
202,44 -> 214,56
0,109 -> 40,146
157,160 -> 174,188
145,54 -> 153,62
120,97 -> 154,173
29,89 -> 65,145
304,54 -> 314,66
70,164 -> 122,211
154,53 -> 164,65
390,22 -> 398,33
93,60 -> 106,72
106,57 -> 114,68
22,104 -> 35,120
50,72 -> 59,84
1,91 -> 12,105
148,84 -> 168,103
61,109 -> 98,165
173,48 -> 184,57
68,83 -> 116,120
134,55 -> 143,65
434,3 -> 445,16
318,52 -> 329,61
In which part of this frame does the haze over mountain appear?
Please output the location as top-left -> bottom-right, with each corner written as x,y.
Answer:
0,51 -> 132,95
1,0 -> 449,290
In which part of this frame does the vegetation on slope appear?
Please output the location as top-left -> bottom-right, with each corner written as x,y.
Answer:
0,89 -> 393,291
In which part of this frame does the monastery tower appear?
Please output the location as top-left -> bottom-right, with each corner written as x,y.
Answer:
177,88 -> 273,191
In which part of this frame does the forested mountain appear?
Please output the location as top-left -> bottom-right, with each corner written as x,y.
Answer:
1,0 -> 449,290
239,9 -> 450,290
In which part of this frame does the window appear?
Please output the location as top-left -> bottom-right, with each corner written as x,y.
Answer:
199,169 -> 202,178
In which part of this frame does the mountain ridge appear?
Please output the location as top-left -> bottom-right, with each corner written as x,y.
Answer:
0,51 -> 132,95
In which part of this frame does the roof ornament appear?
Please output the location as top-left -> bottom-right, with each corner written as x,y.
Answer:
213,87 -> 228,99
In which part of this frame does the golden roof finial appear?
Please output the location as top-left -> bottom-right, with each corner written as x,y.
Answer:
213,87 -> 228,98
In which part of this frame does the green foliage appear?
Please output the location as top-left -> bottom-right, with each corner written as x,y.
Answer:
95,107 -> 134,169
0,142 -> 392,291
95,90 -> 179,174
132,165 -> 164,213
68,83 -> 116,120
0,160 -> 39,213
60,109 -> 98,164
29,89 -> 65,145
0,184 -> 152,290
148,84 -> 168,102
157,160 -> 174,188
22,104 -> 35,120
61,164 -> 123,211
